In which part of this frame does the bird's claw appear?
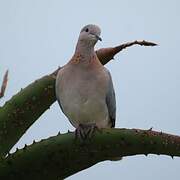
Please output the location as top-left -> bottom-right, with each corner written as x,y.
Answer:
75,123 -> 99,140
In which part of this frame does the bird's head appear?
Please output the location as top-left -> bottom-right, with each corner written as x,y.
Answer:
78,24 -> 102,46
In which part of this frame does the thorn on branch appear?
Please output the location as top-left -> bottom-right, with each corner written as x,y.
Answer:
148,127 -> 153,131
0,70 -> 9,99
23,144 -> 28,150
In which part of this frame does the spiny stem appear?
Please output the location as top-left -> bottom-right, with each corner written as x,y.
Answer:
0,70 -> 8,99
0,73 -> 56,157
0,128 -> 179,179
96,40 -> 157,65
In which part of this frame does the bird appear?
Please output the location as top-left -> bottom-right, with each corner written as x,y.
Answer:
55,24 -> 116,139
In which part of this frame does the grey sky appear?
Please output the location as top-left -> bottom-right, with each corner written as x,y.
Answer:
0,0 -> 180,179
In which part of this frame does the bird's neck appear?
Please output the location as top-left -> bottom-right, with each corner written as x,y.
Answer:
69,41 -> 101,66
75,41 -> 95,59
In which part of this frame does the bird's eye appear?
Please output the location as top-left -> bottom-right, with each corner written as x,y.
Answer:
85,28 -> 89,32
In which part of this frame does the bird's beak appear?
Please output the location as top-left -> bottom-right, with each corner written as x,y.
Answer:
90,33 -> 102,41
95,35 -> 102,41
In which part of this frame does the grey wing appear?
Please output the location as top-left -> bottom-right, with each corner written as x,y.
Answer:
57,98 -> 64,114
105,69 -> 116,128
55,69 -> 65,114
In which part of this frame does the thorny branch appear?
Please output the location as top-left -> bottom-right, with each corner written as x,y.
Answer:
0,70 -> 8,99
96,40 -> 157,65
115,40 -> 157,51
0,128 -> 180,180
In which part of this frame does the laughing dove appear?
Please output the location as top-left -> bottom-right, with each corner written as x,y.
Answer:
56,24 -> 116,138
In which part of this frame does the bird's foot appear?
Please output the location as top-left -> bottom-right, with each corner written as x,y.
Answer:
75,123 -> 99,140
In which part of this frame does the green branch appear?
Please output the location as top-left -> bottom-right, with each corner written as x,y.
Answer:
0,73 -> 56,156
0,128 -> 179,179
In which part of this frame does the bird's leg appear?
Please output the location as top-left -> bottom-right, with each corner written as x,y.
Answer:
75,123 -> 99,140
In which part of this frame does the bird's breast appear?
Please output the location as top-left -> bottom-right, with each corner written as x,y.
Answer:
56,65 -> 110,128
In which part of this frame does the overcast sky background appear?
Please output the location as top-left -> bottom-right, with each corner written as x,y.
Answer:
0,0 -> 180,179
